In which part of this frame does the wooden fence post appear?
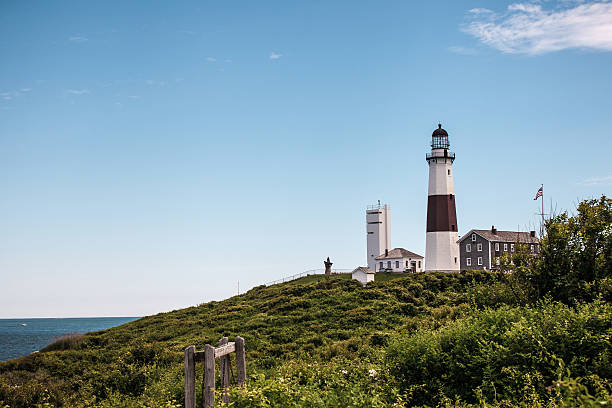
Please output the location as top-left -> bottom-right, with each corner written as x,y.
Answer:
204,344 -> 215,407
219,337 -> 231,403
184,346 -> 196,408
235,336 -> 246,386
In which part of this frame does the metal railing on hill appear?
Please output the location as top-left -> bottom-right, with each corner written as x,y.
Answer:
265,268 -> 352,286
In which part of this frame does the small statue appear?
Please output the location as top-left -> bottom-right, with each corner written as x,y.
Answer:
324,257 -> 333,275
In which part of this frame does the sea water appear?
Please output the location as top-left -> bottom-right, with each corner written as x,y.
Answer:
0,317 -> 139,361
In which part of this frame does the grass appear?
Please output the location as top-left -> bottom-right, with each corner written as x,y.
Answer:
0,270 -> 609,407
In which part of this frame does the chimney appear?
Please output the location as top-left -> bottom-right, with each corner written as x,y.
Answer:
385,249 -> 389,257
491,225 -> 497,234
530,231 -> 536,238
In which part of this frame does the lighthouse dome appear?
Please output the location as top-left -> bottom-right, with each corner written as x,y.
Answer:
432,124 -> 448,137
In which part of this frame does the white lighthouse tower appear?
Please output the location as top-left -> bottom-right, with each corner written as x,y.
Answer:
425,124 -> 460,272
366,201 -> 390,272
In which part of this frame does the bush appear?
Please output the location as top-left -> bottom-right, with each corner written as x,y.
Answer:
386,300 -> 612,406
40,333 -> 85,352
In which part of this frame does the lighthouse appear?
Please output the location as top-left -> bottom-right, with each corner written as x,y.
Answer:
425,124 -> 459,272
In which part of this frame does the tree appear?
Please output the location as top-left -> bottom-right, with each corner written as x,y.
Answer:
535,195 -> 612,303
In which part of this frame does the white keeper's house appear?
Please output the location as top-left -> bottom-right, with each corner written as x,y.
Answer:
375,248 -> 424,273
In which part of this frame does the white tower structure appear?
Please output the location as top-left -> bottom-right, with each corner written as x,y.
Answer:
366,201 -> 390,271
425,124 -> 460,272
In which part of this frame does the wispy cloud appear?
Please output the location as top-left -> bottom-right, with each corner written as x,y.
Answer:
66,89 -> 90,95
469,8 -> 494,14
20,88 -> 32,92
69,36 -> 88,43
127,95 -> 140,99
464,1 -> 612,55
578,175 -> 612,186
448,45 -> 478,55
269,51 -> 282,60
145,80 -> 166,86
206,57 -> 217,62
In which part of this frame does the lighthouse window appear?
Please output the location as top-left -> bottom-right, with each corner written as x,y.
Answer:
477,243 -> 482,251
477,257 -> 483,266
466,243 -> 471,252
466,258 -> 472,266
471,234 -> 476,241
448,169 -> 451,175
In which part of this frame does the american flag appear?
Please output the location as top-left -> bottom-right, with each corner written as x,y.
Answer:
533,186 -> 543,200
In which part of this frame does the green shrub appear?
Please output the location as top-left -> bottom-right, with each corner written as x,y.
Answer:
386,300 -> 612,406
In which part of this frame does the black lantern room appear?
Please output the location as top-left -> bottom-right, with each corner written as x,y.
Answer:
431,124 -> 450,149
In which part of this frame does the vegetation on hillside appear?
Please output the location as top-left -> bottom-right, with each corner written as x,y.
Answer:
0,196 -> 610,407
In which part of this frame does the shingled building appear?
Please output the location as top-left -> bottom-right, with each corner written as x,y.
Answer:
457,226 -> 540,271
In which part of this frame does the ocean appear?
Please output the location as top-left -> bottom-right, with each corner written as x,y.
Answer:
0,317 -> 139,361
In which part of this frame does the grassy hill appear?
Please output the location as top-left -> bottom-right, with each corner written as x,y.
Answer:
0,271 -> 496,406
1,270 -> 609,407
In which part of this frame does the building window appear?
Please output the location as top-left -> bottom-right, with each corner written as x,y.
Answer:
418,261 -> 421,268
406,260 -> 409,267
395,261 -> 399,269
451,224 -> 456,231
454,257 -> 457,264
387,261 -> 391,268
530,244 -> 534,253
477,243 -> 482,251
504,243 -> 508,251
511,244 -> 514,252
472,234 -> 476,241
495,243 -> 499,251
379,262 -> 383,270
478,257 -> 483,266
466,243 -> 471,252
466,258 -> 471,266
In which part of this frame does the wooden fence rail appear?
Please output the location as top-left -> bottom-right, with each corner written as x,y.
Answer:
185,336 -> 246,408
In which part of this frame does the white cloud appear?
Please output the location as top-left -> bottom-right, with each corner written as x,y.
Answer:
127,95 -> 140,99
145,80 -> 166,86
469,8 -> 494,14
206,57 -> 217,62
269,52 -> 282,60
464,1 -> 612,54
448,45 -> 478,55
66,89 -> 90,95
69,36 -> 88,42
20,88 -> 32,92
579,175 -> 612,186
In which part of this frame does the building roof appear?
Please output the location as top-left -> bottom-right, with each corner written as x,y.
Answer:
432,123 -> 448,137
375,247 -> 424,260
351,266 -> 374,275
458,229 -> 540,244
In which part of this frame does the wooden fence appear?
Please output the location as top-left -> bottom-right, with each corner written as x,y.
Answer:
184,336 -> 246,408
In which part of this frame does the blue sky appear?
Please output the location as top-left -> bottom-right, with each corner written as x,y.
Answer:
1,0 -> 611,317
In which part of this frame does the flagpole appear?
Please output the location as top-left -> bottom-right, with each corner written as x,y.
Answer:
540,184 -> 544,237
